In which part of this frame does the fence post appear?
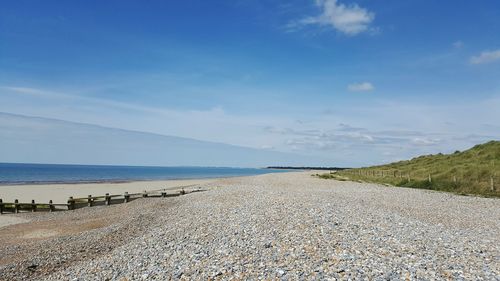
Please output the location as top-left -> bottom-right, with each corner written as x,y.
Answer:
453,175 -> 457,184
428,174 -> 432,183
407,173 -> 411,182
0,199 -> 3,214
491,176 -> 495,191
124,192 -> 130,203
49,200 -> 54,212
105,193 -> 111,205
31,200 -> 36,212
14,199 -> 19,213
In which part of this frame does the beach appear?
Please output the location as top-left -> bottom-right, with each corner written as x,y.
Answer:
0,171 -> 499,280
0,178 -> 218,204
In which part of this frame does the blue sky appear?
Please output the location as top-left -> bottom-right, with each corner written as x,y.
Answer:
1,0 -> 500,166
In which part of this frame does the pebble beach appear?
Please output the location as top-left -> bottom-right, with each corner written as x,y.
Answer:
0,171 -> 498,280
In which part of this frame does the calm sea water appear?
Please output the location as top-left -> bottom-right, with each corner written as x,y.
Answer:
0,163 -> 287,185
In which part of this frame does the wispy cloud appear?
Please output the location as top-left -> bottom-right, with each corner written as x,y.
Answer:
470,49 -> 500,64
411,137 -> 441,146
291,0 -> 375,35
452,41 -> 464,49
267,126 -> 427,150
347,82 -> 374,92
1,86 -> 187,116
2,85 -> 500,167
0,112 -> 316,167
0,85 -> 254,145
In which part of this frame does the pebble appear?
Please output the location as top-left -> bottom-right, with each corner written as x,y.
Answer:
0,172 -> 498,280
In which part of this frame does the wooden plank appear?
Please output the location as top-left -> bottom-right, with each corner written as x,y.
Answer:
0,188 -> 206,214
67,197 -> 75,210
49,200 -> 54,212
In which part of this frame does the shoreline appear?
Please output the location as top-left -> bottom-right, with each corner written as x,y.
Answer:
0,163 -> 288,186
0,177 -> 222,204
0,174 -> 238,186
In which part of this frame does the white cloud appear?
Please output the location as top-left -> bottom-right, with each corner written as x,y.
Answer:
298,0 -> 375,35
347,82 -> 374,92
470,49 -> 500,64
411,138 -> 441,146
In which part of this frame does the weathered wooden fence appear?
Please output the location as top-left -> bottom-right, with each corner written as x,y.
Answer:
340,169 -> 497,191
0,187 -> 203,215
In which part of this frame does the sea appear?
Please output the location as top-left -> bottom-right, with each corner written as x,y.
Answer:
0,163 -> 289,185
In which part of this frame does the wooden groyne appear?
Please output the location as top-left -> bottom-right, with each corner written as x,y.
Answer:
0,187 -> 203,214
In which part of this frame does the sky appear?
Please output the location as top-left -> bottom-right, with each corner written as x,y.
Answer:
0,112 -> 321,167
1,0 -> 500,167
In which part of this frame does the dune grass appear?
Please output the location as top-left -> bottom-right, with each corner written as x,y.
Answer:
321,141 -> 500,197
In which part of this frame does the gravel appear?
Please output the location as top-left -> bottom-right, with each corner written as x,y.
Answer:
1,171 -> 499,280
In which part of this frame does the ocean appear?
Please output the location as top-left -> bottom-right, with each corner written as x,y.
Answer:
0,163 -> 288,185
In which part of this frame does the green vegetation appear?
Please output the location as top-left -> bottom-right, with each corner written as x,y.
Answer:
320,141 -> 500,197
316,173 -> 349,181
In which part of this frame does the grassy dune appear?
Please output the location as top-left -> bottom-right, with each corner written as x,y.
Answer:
321,141 -> 500,197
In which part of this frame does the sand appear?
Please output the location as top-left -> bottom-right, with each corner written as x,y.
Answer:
0,178 -> 218,203
0,215 -> 29,228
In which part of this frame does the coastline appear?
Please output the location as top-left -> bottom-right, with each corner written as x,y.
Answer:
0,163 -> 285,186
0,177 -> 219,203
0,175 -> 232,186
